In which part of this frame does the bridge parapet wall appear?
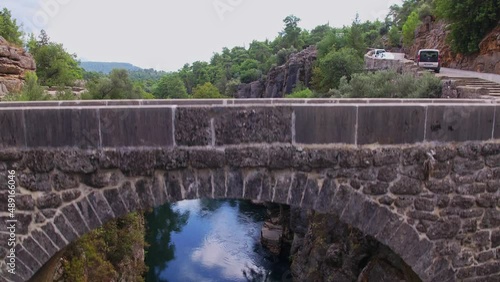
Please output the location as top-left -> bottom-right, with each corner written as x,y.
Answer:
0,100 -> 499,149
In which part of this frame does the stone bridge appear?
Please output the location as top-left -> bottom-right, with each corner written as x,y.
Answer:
0,98 -> 499,282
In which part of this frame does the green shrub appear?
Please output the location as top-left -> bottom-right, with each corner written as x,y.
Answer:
18,72 -> 50,101
335,70 -> 442,98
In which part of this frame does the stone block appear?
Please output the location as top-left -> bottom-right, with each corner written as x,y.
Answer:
268,146 -> 294,169
427,179 -> 454,194
292,148 -> 339,170
373,148 -> 401,166
338,149 -> 374,168
36,193 -> 62,209
31,230 -> 58,257
115,182 -> 140,213
16,246 -> 41,274
188,149 -> 225,168
495,105 -> 500,139
329,185 -> 354,216
62,190 -> 81,202
450,196 -> 475,209
151,175 -> 168,206
19,172 -> 51,192
53,214 -> 78,243
226,147 -> 268,168
87,191 -> 114,224
212,169 -> 226,199
226,169 -> 244,199
426,216 -> 461,240
20,153 -> 55,177
175,107 -> 211,146
164,171 -> 183,202
481,209 -> 500,228
154,148 -> 188,170
75,198 -> 101,230
83,170 -> 121,188
388,224 -> 421,258
24,108 -> 99,148
100,107 -> 173,147
260,173 -> 272,202
301,178 -> 320,209
358,105 -> 425,144
294,105 -> 356,144
135,178 -> 155,210
54,150 -> 99,174
22,237 -> 49,266
272,173 -> 293,204
476,261 -> 500,277
51,171 -> 79,191
426,105 -> 495,142
362,182 -> 388,195
100,149 -> 156,176
288,173 -> 307,206
103,188 -> 128,218
391,176 -> 422,195
414,198 -> 435,211
61,204 -> 89,235
214,106 -> 292,145
39,223 -> 66,251
0,109 -> 25,148
243,171 -> 263,200
197,171 -> 212,198
181,169 -> 197,200
340,192 -> 377,231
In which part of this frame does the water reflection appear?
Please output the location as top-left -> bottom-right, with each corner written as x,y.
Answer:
145,199 -> 289,282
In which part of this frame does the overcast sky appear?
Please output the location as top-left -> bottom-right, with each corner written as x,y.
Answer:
3,0 -> 401,71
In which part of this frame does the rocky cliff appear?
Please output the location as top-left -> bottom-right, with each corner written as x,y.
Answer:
289,209 -> 421,282
235,45 -> 317,98
408,18 -> 500,74
0,36 -> 36,96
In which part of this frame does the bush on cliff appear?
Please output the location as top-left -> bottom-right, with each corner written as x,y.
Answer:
434,0 -> 500,54
0,8 -> 23,46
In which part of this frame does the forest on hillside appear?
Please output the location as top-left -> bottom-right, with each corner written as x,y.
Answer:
5,0 -> 499,102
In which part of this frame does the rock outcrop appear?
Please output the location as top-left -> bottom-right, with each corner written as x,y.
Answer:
0,36 -> 36,96
235,46 -> 317,98
408,18 -> 500,74
289,209 -> 421,282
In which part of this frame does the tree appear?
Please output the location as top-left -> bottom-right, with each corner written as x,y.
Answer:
86,69 -> 143,99
282,15 -> 302,49
28,31 -> 83,87
402,11 -> 421,47
312,47 -> 363,92
153,73 -> 188,99
192,82 -> 224,99
348,14 -> 367,55
0,8 -> 23,45
435,0 -> 500,54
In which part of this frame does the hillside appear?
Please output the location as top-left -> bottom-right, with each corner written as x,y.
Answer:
408,17 -> 500,74
80,61 -> 142,73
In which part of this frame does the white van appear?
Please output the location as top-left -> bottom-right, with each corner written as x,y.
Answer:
416,49 -> 441,73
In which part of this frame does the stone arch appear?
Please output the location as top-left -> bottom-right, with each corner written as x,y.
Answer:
4,142 -> 493,282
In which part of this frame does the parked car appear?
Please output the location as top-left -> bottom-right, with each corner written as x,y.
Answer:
373,49 -> 386,58
416,49 -> 441,73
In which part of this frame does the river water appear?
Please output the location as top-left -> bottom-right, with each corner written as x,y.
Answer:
145,199 -> 291,282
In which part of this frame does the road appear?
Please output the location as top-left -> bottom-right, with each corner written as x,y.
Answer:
378,52 -> 500,84
437,68 -> 500,84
